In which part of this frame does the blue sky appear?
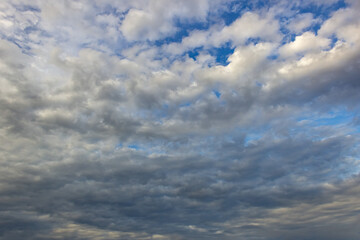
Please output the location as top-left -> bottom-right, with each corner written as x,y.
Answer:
0,0 -> 360,239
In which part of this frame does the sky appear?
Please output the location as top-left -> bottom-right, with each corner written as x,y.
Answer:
0,0 -> 360,239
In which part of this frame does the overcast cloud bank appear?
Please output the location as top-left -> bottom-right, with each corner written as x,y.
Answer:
0,0 -> 360,239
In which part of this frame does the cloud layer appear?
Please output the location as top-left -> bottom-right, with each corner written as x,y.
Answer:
0,0 -> 360,239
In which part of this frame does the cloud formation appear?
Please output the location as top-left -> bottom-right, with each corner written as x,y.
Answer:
0,0 -> 359,239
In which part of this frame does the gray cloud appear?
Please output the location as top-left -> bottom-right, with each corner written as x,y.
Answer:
0,0 -> 359,239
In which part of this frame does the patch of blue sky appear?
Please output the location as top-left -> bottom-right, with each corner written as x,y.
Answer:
127,141 -> 172,155
354,126 -> 360,134
255,81 -> 263,88
173,16 -> 211,31
221,0 -> 271,26
297,109 -> 356,127
187,48 -> 202,61
305,20 -> 325,35
318,112 -> 354,126
245,37 -> 262,45
279,22 -> 319,47
278,18 -> 291,35
267,53 -> 279,60
289,1 -> 347,35
222,125 -> 268,147
244,133 -> 263,146
128,143 -> 163,154
279,28 -> 296,45
149,1 -> 348,49
115,143 -> 123,149
116,141 -> 167,155
179,102 -> 192,108
352,117 -> 360,133
277,0 -> 347,46
152,105 -> 169,120
329,35 -> 340,49
220,2 -> 247,26
208,43 -> 234,66
153,19 -> 210,47
133,109 -> 151,120
150,0 -> 295,47
296,0 -> 347,20
212,90 -> 221,99
127,144 -> 141,150
153,29 -> 187,46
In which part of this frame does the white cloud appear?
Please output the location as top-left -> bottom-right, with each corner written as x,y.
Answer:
163,12 -> 280,56
319,7 -> 360,44
197,42 -> 275,86
287,13 -> 315,34
212,11 -> 280,46
279,31 -> 331,58
120,0 -> 209,41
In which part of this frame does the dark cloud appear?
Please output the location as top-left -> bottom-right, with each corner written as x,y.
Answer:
0,0 -> 359,239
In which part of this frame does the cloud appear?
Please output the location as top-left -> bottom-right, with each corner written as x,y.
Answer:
286,13 -> 315,34
318,6 -> 360,43
164,11 -> 280,55
0,0 -> 359,239
279,31 -> 331,57
211,11 -> 280,46
120,0 -> 210,41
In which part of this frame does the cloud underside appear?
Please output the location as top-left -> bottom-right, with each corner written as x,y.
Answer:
0,0 -> 360,239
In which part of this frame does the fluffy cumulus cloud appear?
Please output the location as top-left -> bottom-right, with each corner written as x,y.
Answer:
0,0 -> 360,239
